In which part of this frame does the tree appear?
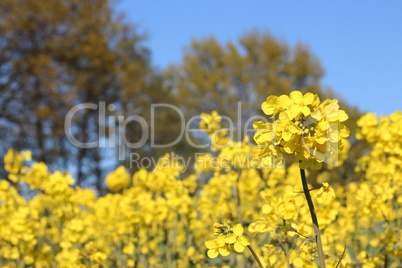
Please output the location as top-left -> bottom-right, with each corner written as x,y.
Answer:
166,32 -> 324,120
0,0 -> 153,192
166,31 -> 363,179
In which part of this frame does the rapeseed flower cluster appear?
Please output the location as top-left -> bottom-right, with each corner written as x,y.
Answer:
253,91 -> 349,170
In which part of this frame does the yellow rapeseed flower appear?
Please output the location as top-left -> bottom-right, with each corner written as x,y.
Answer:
224,224 -> 250,253
205,235 -> 230,258
316,182 -> 335,202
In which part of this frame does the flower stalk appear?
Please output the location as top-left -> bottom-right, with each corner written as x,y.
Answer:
300,167 -> 326,268
247,245 -> 265,268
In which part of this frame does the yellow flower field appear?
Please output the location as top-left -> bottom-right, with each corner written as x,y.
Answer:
1,91 -> 402,267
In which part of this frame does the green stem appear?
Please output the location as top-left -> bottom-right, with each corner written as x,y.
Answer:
299,167 -> 326,268
247,245 -> 265,268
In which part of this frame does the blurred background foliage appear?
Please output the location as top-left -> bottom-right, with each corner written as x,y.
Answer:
0,0 -> 364,193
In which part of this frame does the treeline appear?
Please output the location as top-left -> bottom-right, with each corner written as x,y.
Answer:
0,0 -> 362,193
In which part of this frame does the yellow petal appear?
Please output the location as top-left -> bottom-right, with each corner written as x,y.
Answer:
290,91 -> 303,102
328,129 -> 341,142
216,235 -> 226,247
338,110 -> 348,122
301,105 -> 310,116
262,96 -> 278,115
233,242 -> 246,253
207,249 -> 219,259
262,204 -> 273,214
339,124 -> 350,138
219,245 -> 231,256
288,123 -> 300,134
293,257 -> 304,267
254,131 -> 273,144
283,142 -> 297,153
277,95 -> 291,109
224,234 -> 236,244
233,224 -> 244,236
253,121 -> 267,130
239,235 -> 250,246
248,224 -> 257,233
303,92 -> 315,105
311,109 -> 323,121
205,239 -> 216,249
282,130 -> 292,142
311,160 -> 323,170
315,136 -> 327,144
287,105 -> 300,119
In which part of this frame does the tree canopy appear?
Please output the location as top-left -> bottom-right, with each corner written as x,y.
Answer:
0,2 -> 363,192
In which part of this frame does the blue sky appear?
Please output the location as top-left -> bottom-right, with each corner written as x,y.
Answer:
116,1 -> 402,116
